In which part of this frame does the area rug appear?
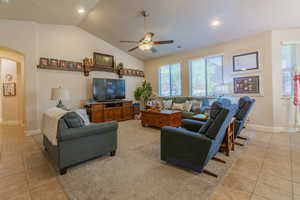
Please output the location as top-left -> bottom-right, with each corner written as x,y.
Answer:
40,120 -> 246,200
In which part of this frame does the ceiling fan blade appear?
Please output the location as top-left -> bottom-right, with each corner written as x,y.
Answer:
151,47 -> 158,53
128,46 -> 139,52
120,40 -> 139,43
153,40 -> 174,45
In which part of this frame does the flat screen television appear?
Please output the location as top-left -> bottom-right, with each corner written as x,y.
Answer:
93,78 -> 125,101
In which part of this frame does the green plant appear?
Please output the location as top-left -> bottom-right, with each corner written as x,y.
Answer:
134,81 -> 153,107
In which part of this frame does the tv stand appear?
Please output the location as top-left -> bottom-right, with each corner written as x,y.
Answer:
86,100 -> 133,122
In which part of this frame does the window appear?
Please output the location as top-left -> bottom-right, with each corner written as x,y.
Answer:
282,44 -> 296,97
189,55 -> 223,96
159,63 -> 181,96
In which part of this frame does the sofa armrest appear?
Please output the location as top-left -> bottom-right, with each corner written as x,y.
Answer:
161,126 -> 212,159
181,119 -> 206,132
58,121 -> 118,142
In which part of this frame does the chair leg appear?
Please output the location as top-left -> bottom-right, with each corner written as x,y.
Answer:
235,141 -> 244,146
203,169 -> 218,178
212,157 -> 226,164
237,136 -> 248,140
59,168 -> 67,175
110,151 -> 116,156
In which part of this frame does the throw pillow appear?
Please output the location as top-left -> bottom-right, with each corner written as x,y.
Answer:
74,109 -> 90,126
172,103 -> 185,111
191,100 -> 202,112
63,112 -> 85,128
184,100 -> 193,112
163,100 -> 173,109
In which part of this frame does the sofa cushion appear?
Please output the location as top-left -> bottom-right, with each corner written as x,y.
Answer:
63,112 -> 85,128
181,111 -> 194,119
191,100 -> 202,112
162,100 -> 173,109
74,109 -> 90,126
184,100 -> 193,112
172,103 -> 185,111
174,97 -> 188,103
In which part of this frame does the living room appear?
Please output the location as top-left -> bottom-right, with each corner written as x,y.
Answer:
0,0 -> 299,200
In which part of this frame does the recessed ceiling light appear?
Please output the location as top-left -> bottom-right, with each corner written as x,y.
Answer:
211,19 -> 221,27
78,8 -> 86,14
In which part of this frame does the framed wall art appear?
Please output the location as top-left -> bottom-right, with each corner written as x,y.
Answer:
93,52 -> 114,71
233,51 -> 259,72
3,83 -> 16,96
233,75 -> 260,94
49,59 -> 59,67
40,58 -> 49,66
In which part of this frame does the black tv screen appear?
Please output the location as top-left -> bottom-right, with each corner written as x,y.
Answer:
93,78 -> 125,101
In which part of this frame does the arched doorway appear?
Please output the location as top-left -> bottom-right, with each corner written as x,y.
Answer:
0,46 -> 25,127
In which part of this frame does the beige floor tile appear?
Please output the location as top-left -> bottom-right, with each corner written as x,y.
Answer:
295,195 -> 300,200
209,185 -> 252,200
0,172 -> 29,199
294,182 -> 300,196
222,171 -> 256,193
293,168 -> 300,183
30,179 -> 67,200
257,173 -> 292,194
26,164 -> 57,189
0,154 -> 25,178
23,151 -> 48,169
8,192 -> 32,200
254,182 -> 292,200
250,194 -> 268,200
261,162 -> 291,181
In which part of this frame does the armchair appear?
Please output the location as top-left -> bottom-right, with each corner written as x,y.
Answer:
161,100 -> 237,177
44,112 -> 118,175
234,96 -> 256,140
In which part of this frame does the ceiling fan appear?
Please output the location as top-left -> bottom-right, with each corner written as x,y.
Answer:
120,11 -> 174,53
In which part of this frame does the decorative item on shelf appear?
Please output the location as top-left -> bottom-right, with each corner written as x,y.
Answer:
233,51 -> 259,72
93,52 -> 115,72
3,82 -> 16,96
40,58 -> 49,66
5,74 -> 13,82
116,62 -> 124,78
38,57 -> 83,72
83,57 -> 94,76
51,87 -> 70,110
233,75 -> 260,94
50,59 -> 59,67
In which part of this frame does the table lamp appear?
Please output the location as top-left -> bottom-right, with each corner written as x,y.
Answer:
51,87 -> 70,109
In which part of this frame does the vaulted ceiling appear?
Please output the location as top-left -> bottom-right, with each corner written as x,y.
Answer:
1,0 -> 300,60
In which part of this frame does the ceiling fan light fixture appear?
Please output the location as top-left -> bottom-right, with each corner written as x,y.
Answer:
139,43 -> 153,51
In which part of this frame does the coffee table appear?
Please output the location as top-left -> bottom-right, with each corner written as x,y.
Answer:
141,110 -> 181,128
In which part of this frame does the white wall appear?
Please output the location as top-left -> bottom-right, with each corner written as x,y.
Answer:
145,32 -> 274,128
0,59 -> 19,122
0,20 -> 144,132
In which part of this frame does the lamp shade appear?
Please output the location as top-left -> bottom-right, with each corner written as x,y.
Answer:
51,87 -> 70,101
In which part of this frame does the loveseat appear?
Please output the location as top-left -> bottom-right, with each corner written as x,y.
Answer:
44,112 -> 118,175
159,96 -> 216,119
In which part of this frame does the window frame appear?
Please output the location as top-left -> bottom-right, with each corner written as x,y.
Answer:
158,63 -> 182,97
188,54 -> 224,97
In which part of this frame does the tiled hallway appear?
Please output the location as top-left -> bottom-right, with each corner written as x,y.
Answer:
0,123 -> 299,200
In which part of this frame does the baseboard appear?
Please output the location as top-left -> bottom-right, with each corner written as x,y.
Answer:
0,120 -> 21,125
25,129 -> 41,136
247,124 -> 285,133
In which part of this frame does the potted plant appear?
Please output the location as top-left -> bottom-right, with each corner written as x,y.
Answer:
134,81 -> 153,110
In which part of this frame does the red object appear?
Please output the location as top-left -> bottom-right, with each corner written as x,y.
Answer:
293,75 -> 300,105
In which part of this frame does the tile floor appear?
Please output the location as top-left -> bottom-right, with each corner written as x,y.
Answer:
0,122 -> 299,200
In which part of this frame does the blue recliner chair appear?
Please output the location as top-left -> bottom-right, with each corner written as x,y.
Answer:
161,100 -> 237,177
234,96 -> 256,141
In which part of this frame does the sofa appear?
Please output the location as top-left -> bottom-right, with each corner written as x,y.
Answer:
159,96 -> 216,119
44,112 -> 118,175
160,99 -> 237,176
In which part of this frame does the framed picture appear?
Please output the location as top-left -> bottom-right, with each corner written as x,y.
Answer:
50,59 -> 59,67
66,61 -> 76,69
233,51 -> 259,72
3,83 -> 16,96
40,58 -> 49,66
75,62 -> 83,70
59,60 -> 67,68
234,75 -> 260,94
93,52 -> 114,69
